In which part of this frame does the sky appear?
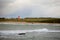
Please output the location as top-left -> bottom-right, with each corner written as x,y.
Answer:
0,0 -> 60,18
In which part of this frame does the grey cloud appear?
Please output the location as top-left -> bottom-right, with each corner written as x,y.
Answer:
0,0 -> 16,16
31,0 -> 60,17
0,0 -> 60,18
0,0 -> 31,17
0,0 -> 15,8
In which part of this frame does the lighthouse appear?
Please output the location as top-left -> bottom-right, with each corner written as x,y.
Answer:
18,16 -> 20,22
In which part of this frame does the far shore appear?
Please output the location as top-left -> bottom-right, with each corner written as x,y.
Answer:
0,22 -> 60,24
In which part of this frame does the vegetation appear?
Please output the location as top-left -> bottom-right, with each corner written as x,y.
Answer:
0,17 -> 60,23
24,18 -> 60,23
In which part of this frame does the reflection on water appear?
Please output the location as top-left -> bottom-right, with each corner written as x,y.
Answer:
0,23 -> 60,40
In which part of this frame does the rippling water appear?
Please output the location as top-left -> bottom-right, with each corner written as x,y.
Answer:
0,23 -> 60,40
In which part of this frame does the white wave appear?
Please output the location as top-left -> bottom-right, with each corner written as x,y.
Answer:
0,28 -> 60,36
27,28 -> 60,32
47,30 -> 60,32
0,28 -> 48,33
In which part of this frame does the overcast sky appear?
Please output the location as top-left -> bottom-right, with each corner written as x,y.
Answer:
0,0 -> 60,18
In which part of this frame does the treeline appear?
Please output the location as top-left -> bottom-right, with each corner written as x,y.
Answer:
0,18 -> 23,22
0,17 -> 60,23
24,18 -> 60,23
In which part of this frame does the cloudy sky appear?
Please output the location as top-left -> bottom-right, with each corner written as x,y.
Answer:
0,0 -> 60,18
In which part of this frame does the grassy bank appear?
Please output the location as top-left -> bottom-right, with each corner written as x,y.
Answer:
24,18 -> 60,23
0,17 -> 60,23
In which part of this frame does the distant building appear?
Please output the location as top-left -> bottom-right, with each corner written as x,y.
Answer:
18,16 -> 20,21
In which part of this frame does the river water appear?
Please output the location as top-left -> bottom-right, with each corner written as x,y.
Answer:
0,23 -> 60,40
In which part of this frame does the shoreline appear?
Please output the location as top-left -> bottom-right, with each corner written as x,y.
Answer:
0,22 -> 60,24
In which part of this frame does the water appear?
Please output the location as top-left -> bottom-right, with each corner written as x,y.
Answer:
0,23 -> 60,40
